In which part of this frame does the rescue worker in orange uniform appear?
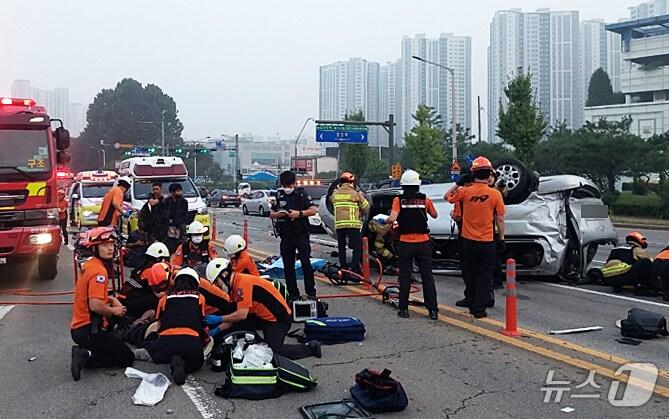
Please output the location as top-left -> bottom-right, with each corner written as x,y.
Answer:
330,172 -> 369,275
97,177 -> 131,228
385,169 -> 439,320
145,267 -> 207,385
57,189 -> 69,245
653,244 -> 669,301
450,166 -> 473,302
222,234 -> 260,276
118,242 -> 171,320
205,258 -> 321,360
70,227 -> 134,381
172,220 -> 218,269
446,156 -> 506,318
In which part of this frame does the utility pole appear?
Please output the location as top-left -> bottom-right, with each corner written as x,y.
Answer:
388,113 -> 395,165
234,134 -> 239,192
161,110 -> 166,155
194,154 -> 198,180
477,95 -> 482,143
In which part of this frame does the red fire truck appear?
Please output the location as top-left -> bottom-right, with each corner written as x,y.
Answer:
0,97 -> 71,280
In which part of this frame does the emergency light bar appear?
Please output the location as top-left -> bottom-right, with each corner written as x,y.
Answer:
0,97 -> 37,107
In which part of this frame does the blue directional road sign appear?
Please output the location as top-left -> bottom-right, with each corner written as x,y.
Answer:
316,124 -> 368,143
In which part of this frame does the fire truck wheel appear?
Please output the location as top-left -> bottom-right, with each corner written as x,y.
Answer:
38,254 -> 58,280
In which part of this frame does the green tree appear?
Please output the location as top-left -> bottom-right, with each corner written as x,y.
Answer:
71,78 -> 184,172
464,142 -> 516,164
497,73 -> 547,165
339,110 -> 372,179
586,68 -> 626,106
403,104 -> 447,179
444,124 -> 476,161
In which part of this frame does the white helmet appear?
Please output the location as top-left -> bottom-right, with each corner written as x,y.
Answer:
116,176 -> 132,189
400,169 -> 421,186
223,235 -> 246,256
146,242 -> 169,259
186,220 -> 208,235
206,258 -> 231,284
174,267 -> 200,287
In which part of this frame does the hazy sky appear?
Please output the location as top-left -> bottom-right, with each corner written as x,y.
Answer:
1,1 -> 634,141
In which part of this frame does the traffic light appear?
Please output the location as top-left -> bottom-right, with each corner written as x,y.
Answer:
147,147 -> 155,153
123,150 -> 131,156
197,148 -> 209,154
174,147 -> 183,154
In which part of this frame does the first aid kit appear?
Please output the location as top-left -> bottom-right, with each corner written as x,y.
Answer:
304,317 -> 366,343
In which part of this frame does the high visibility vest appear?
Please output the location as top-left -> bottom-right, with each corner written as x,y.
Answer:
601,261 -> 631,278
332,184 -> 368,230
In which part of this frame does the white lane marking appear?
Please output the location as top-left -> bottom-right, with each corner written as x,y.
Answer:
0,305 -> 14,320
543,283 -> 669,309
181,376 -> 227,419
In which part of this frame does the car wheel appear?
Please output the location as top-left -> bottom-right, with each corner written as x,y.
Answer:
38,253 -> 58,280
258,206 -> 265,217
236,204 -> 241,208
218,200 -> 222,208
242,205 -> 248,215
494,158 -> 537,205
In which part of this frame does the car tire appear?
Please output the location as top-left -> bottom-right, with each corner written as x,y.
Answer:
258,206 -> 265,217
242,205 -> 248,215
218,201 -> 222,208
38,253 -> 58,280
236,204 -> 241,208
494,158 -> 537,205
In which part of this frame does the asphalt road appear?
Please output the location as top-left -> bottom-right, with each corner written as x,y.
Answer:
0,208 -> 667,418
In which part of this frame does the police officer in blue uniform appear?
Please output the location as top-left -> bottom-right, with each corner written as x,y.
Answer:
270,171 -> 318,302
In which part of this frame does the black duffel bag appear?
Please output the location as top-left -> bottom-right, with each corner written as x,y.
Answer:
350,368 -> 408,413
620,308 -> 669,339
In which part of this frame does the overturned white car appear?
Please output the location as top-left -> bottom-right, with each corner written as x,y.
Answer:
319,160 -> 618,278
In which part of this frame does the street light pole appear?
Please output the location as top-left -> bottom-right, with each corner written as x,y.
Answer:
293,117 -> 314,168
161,110 -> 166,155
411,55 -> 458,161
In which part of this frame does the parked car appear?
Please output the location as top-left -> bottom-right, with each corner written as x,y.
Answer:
242,190 -> 277,217
205,189 -> 221,207
319,159 -> 618,278
300,184 -> 329,233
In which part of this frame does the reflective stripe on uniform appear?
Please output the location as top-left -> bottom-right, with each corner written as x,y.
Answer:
601,262 -> 631,278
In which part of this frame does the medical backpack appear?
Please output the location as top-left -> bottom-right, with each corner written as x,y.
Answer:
304,317 -> 366,343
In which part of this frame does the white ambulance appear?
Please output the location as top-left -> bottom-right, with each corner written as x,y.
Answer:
69,170 -> 118,228
118,156 -> 210,233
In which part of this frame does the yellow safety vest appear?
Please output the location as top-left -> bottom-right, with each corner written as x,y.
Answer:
331,184 -> 369,230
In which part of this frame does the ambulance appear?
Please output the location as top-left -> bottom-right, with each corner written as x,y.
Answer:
68,170 -> 118,228
118,156 -> 210,233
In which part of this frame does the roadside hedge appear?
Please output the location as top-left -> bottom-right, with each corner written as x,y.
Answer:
610,193 -> 666,218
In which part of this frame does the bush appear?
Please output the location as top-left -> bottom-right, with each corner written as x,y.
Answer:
632,181 -> 649,195
610,192 -> 664,218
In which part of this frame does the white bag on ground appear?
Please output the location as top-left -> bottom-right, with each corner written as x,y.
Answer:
124,367 -> 171,406
240,343 -> 273,368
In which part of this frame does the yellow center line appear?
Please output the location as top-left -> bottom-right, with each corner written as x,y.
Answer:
223,244 -> 669,397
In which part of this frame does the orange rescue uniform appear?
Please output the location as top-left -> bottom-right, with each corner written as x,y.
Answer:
231,273 -> 292,322
232,250 -> 260,276
447,183 -> 505,242
97,186 -> 124,227
71,257 -> 109,330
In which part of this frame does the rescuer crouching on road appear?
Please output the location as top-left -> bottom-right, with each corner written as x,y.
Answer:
223,234 -> 260,276
172,220 -> 218,269
204,258 -> 322,360
330,172 -> 369,277
70,227 -> 134,381
385,169 -> 439,320
118,242 -> 171,321
445,156 -> 506,319
144,267 -> 208,385
602,232 -> 653,294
